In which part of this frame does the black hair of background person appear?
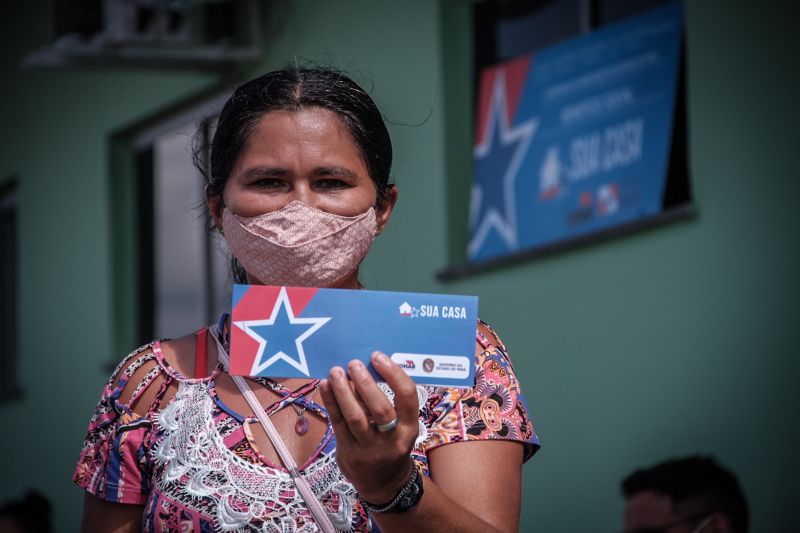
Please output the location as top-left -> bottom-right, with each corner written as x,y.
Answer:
193,66 -> 396,285
0,490 -> 52,533
622,455 -> 748,533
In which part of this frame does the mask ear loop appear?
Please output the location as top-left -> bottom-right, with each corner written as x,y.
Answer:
209,324 -> 338,533
205,184 -> 226,236
373,182 -> 396,236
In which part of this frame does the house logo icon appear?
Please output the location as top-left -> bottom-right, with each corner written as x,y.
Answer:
399,302 -> 413,316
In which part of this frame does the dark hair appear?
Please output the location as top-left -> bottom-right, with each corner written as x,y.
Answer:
622,455 -> 748,533
0,490 -> 52,533
197,67 -> 394,204
195,67 -> 394,284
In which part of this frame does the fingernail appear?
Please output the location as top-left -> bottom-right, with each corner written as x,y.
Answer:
349,360 -> 364,372
374,352 -> 389,365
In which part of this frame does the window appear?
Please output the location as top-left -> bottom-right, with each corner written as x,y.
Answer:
0,178 -> 20,401
473,0 -> 674,74
148,119 -> 230,340
109,90 -> 231,355
24,0 -> 263,71
131,115 -> 230,343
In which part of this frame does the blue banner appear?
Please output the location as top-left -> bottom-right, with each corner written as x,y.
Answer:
469,1 -> 683,262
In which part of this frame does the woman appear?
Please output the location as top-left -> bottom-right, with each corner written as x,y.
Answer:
74,68 -> 539,532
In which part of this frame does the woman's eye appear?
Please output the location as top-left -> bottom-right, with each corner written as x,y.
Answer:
254,178 -> 286,189
315,179 -> 348,190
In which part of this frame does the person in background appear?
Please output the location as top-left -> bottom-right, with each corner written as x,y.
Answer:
0,490 -> 52,533
621,455 -> 748,533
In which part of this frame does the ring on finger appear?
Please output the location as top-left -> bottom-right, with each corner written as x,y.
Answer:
375,416 -> 400,433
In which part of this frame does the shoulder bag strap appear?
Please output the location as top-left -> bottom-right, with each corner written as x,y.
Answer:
209,324 -> 337,533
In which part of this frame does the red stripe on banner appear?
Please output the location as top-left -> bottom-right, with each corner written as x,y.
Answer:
474,67 -> 498,147
474,54 -> 533,147
504,55 -> 533,123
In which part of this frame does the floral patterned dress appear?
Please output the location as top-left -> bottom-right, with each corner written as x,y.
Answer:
74,319 -> 539,532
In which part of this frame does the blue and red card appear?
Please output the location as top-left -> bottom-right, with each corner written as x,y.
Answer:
229,285 -> 479,387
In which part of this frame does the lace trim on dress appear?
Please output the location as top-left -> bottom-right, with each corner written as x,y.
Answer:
153,380 -> 359,532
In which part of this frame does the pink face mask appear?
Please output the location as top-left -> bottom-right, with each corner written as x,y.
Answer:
222,201 -> 377,287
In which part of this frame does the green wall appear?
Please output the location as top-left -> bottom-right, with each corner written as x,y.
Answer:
1,0 -> 798,530
0,1 -> 216,528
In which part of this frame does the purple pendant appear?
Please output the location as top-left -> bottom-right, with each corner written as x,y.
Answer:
295,415 -> 309,435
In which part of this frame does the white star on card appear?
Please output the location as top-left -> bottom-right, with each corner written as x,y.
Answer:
233,287 -> 331,377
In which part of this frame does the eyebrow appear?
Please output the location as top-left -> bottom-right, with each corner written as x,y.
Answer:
241,166 -> 359,179
314,166 -> 359,179
242,166 -> 287,178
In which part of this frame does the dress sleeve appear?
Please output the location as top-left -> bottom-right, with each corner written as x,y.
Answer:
73,345 -> 162,505
419,320 -> 540,462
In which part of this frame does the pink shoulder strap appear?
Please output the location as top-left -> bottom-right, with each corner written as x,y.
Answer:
194,327 -> 208,379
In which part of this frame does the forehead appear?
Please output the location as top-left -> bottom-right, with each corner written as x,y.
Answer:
625,491 -> 674,530
245,107 -> 357,153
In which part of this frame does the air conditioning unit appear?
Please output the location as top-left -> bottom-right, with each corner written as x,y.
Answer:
23,0 -> 262,71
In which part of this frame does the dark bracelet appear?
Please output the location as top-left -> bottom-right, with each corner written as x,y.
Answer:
359,461 -> 424,514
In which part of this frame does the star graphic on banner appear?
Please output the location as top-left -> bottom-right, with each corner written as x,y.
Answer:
468,71 -> 538,259
233,287 -> 331,377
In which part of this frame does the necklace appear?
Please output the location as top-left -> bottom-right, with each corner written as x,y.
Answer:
215,320 -> 322,436
258,377 -> 322,436
291,386 -> 318,435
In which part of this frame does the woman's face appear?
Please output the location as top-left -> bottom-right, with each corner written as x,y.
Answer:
210,107 -> 395,224
208,107 -> 397,288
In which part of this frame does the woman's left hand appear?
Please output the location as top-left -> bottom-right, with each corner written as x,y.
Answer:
319,351 -> 419,504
